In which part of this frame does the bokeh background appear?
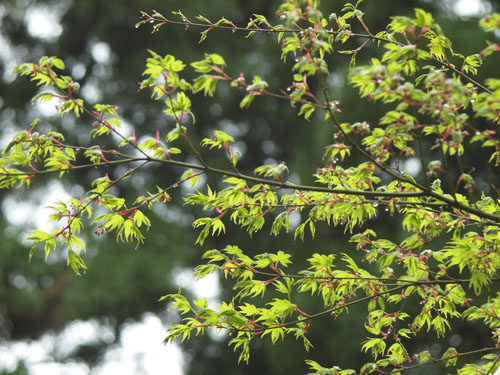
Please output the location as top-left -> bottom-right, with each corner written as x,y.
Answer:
0,0 -> 498,374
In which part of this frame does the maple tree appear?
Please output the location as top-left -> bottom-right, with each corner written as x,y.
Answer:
4,0 -> 500,373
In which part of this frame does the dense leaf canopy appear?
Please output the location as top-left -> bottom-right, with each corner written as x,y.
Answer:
2,0 -> 500,374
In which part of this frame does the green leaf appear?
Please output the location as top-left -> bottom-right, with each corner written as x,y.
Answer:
469,272 -> 490,295
67,249 -> 87,275
442,347 -> 458,367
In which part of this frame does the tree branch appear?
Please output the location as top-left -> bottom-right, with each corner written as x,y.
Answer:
380,346 -> 500,374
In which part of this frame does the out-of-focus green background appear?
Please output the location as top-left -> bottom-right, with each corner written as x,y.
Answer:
0,0 -> 497,374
